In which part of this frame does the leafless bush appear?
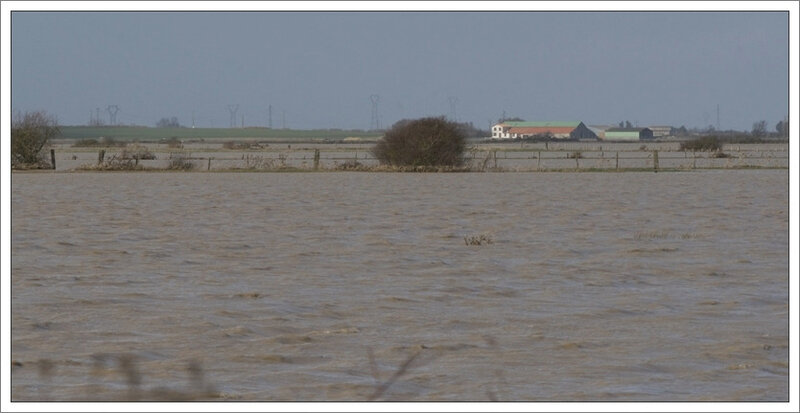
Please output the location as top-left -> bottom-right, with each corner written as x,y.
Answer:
242,154 -> 275,169
11,110 -> 60,168
167,152 -> 195,170
77,154 -> 143,171
120,145 -> 156,160
680,136 -> 722,152
106,156 -> 142,170
336,159 -> 364,170
276,153 -> 288,168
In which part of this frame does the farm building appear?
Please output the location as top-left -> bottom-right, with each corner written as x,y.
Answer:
491,121 -> 598,140
648,126 -> 672,138
588,125 -> 616,139
602,127 -> 654,141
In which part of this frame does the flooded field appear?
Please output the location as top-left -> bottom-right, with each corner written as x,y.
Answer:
49,141 -> 789,171
10,170 -> 789,401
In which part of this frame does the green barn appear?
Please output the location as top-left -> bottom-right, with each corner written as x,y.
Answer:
602,127 -> 654,141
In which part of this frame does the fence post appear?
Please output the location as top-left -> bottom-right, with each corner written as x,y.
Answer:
50,149 -> 56,170
208,157 -> 212,171
537,151 -> 541,170
653,150 -> 659,172
314,149 -> 320,170
98,149 -> 105,165
615,152 -> 619,170
493,150 -> 497,169
575,154 -> 579,170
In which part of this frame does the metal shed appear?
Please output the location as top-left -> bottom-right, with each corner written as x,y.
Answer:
603,127 -> 654,141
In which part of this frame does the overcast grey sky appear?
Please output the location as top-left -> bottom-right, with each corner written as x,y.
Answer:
10,10 -> 789,131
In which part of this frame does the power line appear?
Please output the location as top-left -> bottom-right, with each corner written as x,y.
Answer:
370,94 -> 380,130
227,104 -> 239,128
106,105 -> 120,125
448,96 -> 458,121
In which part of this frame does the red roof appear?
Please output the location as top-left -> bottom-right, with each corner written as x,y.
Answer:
508,126 -> 575,135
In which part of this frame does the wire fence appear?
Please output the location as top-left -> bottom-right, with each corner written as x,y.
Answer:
49,143 -> 789,172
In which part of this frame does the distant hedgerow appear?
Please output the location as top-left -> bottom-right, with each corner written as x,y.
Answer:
680,136 -> 722,152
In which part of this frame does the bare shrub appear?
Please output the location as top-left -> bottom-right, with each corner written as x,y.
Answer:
167,152 -> 195,170
680,136 -> 722,152
372,117 -> 466,167
11,110 -> 60,168
242,154 -> 274,169
336,159 -> 364,170
120,145 -> 156,160
78,154 -> 144,171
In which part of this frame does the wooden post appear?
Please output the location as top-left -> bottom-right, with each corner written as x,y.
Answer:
50,149 -> 56,170
98,149 -> 105,164
653,150 -> 659,172
575,154 -> 579,170
692,151 -> 696,169
615,152 -> 619,170
493,150 -> 497,169
313,149 -> 320,170
207,157 -> 212,171
537,151 -> 541,170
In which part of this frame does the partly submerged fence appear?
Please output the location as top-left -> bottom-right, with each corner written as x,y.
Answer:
51,144 -> 789,172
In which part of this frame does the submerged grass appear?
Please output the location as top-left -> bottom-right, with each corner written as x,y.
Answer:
464,233 -> 494,246
19,353 -> 222,401
634,231 -> 703,240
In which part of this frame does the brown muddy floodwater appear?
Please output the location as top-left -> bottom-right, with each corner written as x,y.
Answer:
10,170 -> 789,401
